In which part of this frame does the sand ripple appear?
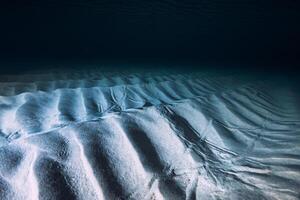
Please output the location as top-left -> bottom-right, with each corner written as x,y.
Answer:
0,69 -> 299,199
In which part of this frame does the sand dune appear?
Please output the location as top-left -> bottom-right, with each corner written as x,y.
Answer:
0,69 -> 299,199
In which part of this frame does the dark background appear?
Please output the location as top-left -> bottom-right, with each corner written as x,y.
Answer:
1,0 -> 300,72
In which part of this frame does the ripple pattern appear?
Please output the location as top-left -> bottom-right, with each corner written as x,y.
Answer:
0,69 -> 299,199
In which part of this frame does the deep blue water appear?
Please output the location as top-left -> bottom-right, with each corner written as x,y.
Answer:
0,0 -> 299,73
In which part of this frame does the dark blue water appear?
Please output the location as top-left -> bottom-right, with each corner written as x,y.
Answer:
1,0 -> 299,73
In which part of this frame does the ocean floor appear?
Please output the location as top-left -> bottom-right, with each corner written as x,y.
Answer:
0,67 -> 299,199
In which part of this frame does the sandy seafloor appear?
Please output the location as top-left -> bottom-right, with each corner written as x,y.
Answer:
0,67 -> 299,200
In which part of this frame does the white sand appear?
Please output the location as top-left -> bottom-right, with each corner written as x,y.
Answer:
0,68 -> 299,199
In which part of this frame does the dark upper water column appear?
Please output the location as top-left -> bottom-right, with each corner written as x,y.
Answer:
0,0 -> 299,73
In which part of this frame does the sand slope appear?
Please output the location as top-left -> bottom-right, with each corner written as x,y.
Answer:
0,69 -> 299,199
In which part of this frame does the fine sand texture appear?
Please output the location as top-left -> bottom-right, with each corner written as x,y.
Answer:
0,68 -> 299,199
